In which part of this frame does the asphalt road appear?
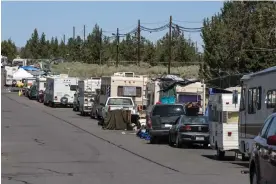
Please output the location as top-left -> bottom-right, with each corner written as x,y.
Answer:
1,88 -> 250,183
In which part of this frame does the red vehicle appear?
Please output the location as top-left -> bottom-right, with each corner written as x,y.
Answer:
249,113 -> 276,184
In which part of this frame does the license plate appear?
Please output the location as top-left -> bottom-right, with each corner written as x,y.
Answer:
196,137 -> 204,141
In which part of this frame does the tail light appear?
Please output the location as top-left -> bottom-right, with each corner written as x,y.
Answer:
147,118 -> 152,129
179,125 -> 191,132
108,106 -> 111,112
228,132 -> 232,136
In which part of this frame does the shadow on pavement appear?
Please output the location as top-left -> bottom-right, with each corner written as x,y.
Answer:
202,154 -> 249,168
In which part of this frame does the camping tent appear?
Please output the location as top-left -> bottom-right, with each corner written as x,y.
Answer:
13,68 -> 33,80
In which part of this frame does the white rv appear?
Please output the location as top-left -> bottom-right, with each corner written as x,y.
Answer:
209,92 -> 240,159
78,78 -> 101,116
3,66 -> 18,86
44,77 -> 78,107
238,66 -> 276,160
12,58 -> 27,67
99,72 -> 146,109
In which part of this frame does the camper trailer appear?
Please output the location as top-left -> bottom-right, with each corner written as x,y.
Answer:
238,66 -> 276,160
12,58 -> 28,67
3,66 -> 18,86
99,72 -> 146,110
78,78 -> 101,116
44,77 -> 78,107
209,92 -> 240,160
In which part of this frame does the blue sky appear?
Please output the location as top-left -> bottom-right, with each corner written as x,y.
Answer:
2,1 -> 224,51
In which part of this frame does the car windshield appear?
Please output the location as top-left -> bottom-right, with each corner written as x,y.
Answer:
181,116 -> 208,124
152,105 -> 184,117
107,98 -> 133,106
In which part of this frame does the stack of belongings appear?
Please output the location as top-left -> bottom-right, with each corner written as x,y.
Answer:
185,102 -> 201,116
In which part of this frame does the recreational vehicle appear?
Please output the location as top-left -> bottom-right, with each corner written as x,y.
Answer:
99,72 -> 146,110
209,91 -> 240,159
78,78 -> 101,116
44,77 -> 78,107
3,66 -> 18,86
12,58 -> 28,67
238,66 -> 276,159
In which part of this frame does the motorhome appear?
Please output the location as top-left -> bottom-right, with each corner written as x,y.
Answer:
78,78 -> 101,116
208,91 -> 240,160
12,58 -> 28,67
1,55 -> 8,67
146,76 -> 205,113
44,77 -> 78,107
3,66 -> 18,86
99,72 -> 146,111
238,66 -> 276,160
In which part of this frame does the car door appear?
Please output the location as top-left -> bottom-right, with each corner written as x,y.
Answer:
256,116 -> 274,183
263,117 -> 276,184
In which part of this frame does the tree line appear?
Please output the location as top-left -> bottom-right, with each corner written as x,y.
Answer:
2,1 -> 276,80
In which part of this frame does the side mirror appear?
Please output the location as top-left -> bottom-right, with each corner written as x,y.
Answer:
267,135 -> 276,146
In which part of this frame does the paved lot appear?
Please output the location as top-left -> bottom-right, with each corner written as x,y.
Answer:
2,90 -> 250,184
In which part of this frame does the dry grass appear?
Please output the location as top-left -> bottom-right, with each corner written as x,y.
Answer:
51,62 -> 199,79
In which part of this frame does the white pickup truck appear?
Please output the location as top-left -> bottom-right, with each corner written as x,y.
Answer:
99,97 -> 139,121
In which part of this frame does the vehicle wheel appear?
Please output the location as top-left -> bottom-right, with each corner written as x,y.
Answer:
176,134 -> 182,148
150,136 -> 157,144
51,102 -> 56,108
168,134 -> 174,147
241,153 -> 248,161
203,143 -> 209,149
250,165 -> 259,184
216,148 -> 225,160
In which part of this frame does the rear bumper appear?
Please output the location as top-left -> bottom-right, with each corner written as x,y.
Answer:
179,132 -> 209,144
149,129 -> 169,137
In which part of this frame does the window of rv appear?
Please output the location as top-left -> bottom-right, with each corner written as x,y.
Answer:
240,88 -> 245,111
267,90 -> 276,108
117,86 -> 142,97
248,87 -> 262,113
70,85 -> 77,91
107,98 -> 133,106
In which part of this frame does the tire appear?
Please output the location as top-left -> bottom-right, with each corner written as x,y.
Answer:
216,148 -> 225,160
250,165 -> 259,184
150,136 -> 157,144
176,134 -> 182,148
168,134 -> 174,147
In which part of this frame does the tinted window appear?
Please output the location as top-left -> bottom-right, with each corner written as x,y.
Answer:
266,117 -> 276,138
261,117 -> 273,138
152,105 -> 184,117
181,116 -> 208,124
70,85 -> 77,91
107,98 -> 133,106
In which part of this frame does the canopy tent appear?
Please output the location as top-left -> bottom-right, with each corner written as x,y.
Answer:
13,68 -> 33,80
19,66 -> 40,71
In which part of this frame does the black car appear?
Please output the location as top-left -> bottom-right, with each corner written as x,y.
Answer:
249,113 -> 276,184
146,104 -> 185,144
168,115 -> 209,148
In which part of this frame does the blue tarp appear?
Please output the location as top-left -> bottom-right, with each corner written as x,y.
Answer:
160,96 -> 176,104
19,66 -> 40,71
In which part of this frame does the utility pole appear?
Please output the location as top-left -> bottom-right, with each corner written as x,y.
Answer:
168,15 -> 172,74
137,19 -> 141,66
73,26 -> 75,40
116,28 -> 119,68
83,25 -> 86,41
63,34 -> 65,44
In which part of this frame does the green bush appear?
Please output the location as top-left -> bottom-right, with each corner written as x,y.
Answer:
51,62 -> 199,79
